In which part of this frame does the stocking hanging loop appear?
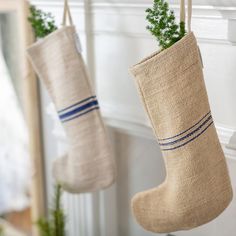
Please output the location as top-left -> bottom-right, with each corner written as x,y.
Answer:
62,0 -> 74,26
180,0 -> 192,32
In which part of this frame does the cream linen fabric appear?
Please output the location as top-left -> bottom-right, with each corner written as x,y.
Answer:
27,26 -> 116,193
130,32 -> 233,233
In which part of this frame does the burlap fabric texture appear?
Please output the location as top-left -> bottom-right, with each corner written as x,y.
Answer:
27,26 -> 116,193
130,32 -> 233,233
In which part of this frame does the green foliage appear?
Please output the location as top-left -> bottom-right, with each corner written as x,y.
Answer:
28,5 -> 57,38
37,185 -> 66,236
0,226 -> 3,236
146,0 -> 186,49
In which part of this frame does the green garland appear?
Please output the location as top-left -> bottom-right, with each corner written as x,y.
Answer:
0,226 -> 3,236
28,7 -> 66,234
37,185 -> 66,236
146,0 -> 186,49
28,5 -> 57,38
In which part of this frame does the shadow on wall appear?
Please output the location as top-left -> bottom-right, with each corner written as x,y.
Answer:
113,130 -> 165,236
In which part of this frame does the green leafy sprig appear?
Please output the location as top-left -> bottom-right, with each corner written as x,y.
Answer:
146,0 -> 186,49
28,5 -> 58,38
37,185 -> 66,236
0,226 -> 3,236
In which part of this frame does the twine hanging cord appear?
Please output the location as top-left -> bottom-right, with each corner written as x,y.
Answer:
180,0 -> 192,32
62,0 -> 74,26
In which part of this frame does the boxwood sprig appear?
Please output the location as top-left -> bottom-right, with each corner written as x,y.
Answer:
28,5 -> 57,38
146,0 -> 186,49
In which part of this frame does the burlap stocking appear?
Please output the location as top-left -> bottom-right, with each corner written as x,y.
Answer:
27,0 -> 116,193
130,0 -> 233,233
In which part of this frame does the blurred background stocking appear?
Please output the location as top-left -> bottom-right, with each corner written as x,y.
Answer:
27,0 -> 116,193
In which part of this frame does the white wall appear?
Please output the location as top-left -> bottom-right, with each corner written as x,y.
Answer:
31,0 -> 236,235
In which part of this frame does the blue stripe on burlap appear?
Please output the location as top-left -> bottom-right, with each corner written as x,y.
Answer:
58,97 -> 99,123
158,111 -> 214,151
161,121 -> 213,151
58,96 -> 97,114
159,115 -> 212,146
158,111 -> 211,141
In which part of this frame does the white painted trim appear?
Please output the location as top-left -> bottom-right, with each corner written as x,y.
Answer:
30,1 -> 83,8
216,125 -> 236,161
30,1 -> 236,12
30,1 -> 236,44
105,117 -> 154,140
216,125 -> 235,145
100,102 -> 150,128
29,1 -> 236,18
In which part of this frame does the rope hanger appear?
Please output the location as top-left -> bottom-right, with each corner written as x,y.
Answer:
180,0 -> 192,32
62,0 -> 74,26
